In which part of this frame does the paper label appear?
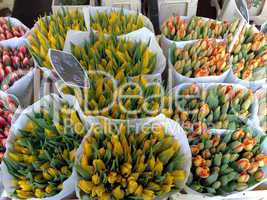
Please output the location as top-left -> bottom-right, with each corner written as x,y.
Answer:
48,49 -> 89,88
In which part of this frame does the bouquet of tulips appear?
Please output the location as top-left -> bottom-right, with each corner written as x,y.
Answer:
0,17 -> 27,41
76,116 -> 191,200
187,126 -> 267,195
161,16 -> 239,41
0,42 -> 34,90
0,93 -> 18,161
90,9 -> 145,35
170,39 -> 230,78
2,95 -> 86,199
169,84 -> 254,130
71,31 -> 157,81
230,26 -> 267,81
58,75 -> 168,119
255,88 -> 267,133
28,9 -> 86,69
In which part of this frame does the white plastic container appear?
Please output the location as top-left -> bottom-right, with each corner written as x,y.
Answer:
52,0 -> 95,13
211,0 -> 267,25
157,0 -> 198,26
101,0 -> 141,11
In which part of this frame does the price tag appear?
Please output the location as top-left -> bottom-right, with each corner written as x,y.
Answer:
235,0 -> 249,22
48,49 -> 89,88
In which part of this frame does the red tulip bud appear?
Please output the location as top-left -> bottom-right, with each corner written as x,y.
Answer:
7,113 -> 13,124
0,116 -> 6,128
19,45 -> 27,54
5,31 -> 13,39
5,66 -> 12,75
2,54 -> 10,65
2,84 -> 9,91
22,57 -> 29,66
0,68 -> 5,81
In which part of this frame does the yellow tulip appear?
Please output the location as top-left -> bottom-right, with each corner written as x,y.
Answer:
112,186 -> 124,200
79,179 -> 93,194
92,174 -> 101,185
127,180 -> 138,194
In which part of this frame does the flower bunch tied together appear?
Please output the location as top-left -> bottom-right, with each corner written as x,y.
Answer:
187,127 -> 267,195
3,99 -> 86,199
28,9 -> 86,69
71,32 -> 157,83
170,39 -> 230,78
161,16 -> 239,41
171,84 -> 253,130
230,26 -> 267,81
76,122 -> 187,200
59,75 -> 167,119
90,9 -> 145,35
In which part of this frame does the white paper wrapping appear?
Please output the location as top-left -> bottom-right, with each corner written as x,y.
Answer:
73,114 -> 192,199
168,82 -> 258,126
167,39 -> 231,89
184,126 -> 267,196
1,94 -> 88,200
63,27 -> 166,79
83,6 -> 154,34
25,16 -> 60,81
253,85 -> 267,134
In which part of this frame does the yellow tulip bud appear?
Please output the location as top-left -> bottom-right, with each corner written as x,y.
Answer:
147,182 -> 161,191
47,168 -> 58,177
142,189 -> 155,200
111,135 -> 123,157
148,156 -> 155,170
16,190 -> 33,199
112,186 -> 124,200
45,185 -> 54,194
35,188 -> 44,198
154,159 -> 163,174
79,179 -> 93,194
8,152 -> 22,161
127,180 -> 138,194
93,159 -> 106,172
132,185 -> 142,196
161,184 -> 173,193
55,123 -> 64,134
164,173 -> 174,185
94,184 -> 106,197
108,172 -> 117,184
74,122 -> 85,135
23,120 -> 36,132
83,140 -> 92,157
100,192 -> 111,200
121,163 -> 132,177
69,149 -> 76,161
18,180 -> 32,191
92,174 -> 101,185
